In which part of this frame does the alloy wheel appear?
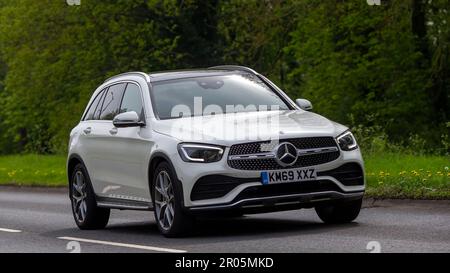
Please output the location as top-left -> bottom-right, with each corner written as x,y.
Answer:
154,171 -> 175,230
72,170 -> 87,223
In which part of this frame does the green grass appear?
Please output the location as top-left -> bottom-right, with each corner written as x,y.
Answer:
0,154 -> 66,187
0,153 -> 448,199
365,153 -> 449,199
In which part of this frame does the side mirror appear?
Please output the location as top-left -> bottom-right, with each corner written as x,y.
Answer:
113,111 -> 144,128
295,99 -> 313,111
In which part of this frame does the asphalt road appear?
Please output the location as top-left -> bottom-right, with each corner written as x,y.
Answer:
0,186 -> 449,253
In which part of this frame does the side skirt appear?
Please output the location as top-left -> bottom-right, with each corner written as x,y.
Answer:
96,196 -> 153,211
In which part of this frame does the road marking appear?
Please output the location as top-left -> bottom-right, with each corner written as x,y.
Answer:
0,228 -> 22,233
57,236 -> 187,253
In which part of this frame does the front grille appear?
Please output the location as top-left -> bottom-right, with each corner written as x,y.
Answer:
228,137 -> 340,170
228,153 -> 340,170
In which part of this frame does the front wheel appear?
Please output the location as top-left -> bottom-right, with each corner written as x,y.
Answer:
315,198 -> 362,224
152,162 -> 194,237
70,163 -> 110,230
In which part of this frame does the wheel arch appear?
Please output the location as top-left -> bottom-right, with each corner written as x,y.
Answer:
67,154 -> 86,184
148,152 -> 185,207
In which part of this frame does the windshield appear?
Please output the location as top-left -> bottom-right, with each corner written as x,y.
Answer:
151,73 -> 291,119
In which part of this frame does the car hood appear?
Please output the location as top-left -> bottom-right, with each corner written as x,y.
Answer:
152,110 -> 348,146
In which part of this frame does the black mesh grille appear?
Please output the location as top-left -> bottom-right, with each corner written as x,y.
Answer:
228,137 -> 340,170
191,175 -> 258,201
318,163 -> 364,186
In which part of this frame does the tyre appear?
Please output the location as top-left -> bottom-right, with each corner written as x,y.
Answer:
69,163 -> 110,230
152,162 -> 194,237
315,198 -> 362,224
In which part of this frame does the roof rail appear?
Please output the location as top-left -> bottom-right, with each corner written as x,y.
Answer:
208,65 -> 258,75
104,72 -> 151,83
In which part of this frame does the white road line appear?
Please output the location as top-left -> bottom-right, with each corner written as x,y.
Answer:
0,228 -> 22,233
57,236 -> 187,253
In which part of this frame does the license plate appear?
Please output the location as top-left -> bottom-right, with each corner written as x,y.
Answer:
261,168 -> 317,185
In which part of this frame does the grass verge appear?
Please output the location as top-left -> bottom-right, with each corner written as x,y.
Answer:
0,153 -> 448,199
365,153 -> 449,199
0,154 -> 66,187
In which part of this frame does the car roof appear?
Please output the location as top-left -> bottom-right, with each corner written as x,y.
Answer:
148,69 -> 245,82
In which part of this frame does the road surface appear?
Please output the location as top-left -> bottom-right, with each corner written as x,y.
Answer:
0,186 -> 449,253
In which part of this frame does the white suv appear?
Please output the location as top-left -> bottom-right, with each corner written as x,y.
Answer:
67,66 -> 365,237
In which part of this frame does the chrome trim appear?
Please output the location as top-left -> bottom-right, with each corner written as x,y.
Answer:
97,202 -> 153,211
228,153 -> 275,160
188,191 -> 364,211
104,72 -> 151,83
208,65 -> 258,75
297,147 -> 339,156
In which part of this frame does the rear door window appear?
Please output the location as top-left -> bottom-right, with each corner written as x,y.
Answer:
93,88 -> 107,120
84,88 -> 106,121
99,83 -> 126,121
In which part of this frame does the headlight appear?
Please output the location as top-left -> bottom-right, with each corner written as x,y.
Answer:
177,143 -> 224,163
336,131 -> 358,151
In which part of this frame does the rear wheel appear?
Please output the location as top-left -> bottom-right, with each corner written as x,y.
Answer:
152,162 -> 194,237
315,198 -> 362,224
70,163 -> 110,230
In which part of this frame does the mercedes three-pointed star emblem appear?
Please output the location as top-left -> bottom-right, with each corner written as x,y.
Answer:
275,142 -> 298,167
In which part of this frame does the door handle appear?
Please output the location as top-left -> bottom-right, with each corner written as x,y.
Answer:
83,127 -> 92,135
109,128 -> 118,135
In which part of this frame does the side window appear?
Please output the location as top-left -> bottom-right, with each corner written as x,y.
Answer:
84,88 -> 106,121
93,88 -> 107,120
99,83 -> 126,120
120,83 -> 144,121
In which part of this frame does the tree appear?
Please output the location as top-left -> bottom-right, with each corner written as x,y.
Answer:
0,0 -> 208,153
286,1 -> 432,142
426,0 -> 450,124
218,0 -> 303,88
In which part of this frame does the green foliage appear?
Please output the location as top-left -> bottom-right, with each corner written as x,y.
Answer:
0,0 -> 448,154
286,1 -> 432,141
0,0 -> 223,153
218,0 -> 302,86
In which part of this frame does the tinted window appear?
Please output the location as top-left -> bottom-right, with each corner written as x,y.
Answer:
93,88 -> 107,120
120,83 -> 144,121
84,88 -> 106,121
99,83 -> 126,120
151,73 -> 290,119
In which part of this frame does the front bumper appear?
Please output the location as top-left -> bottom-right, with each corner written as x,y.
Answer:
175,146 -> 365,208
188,190 -> 364,214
